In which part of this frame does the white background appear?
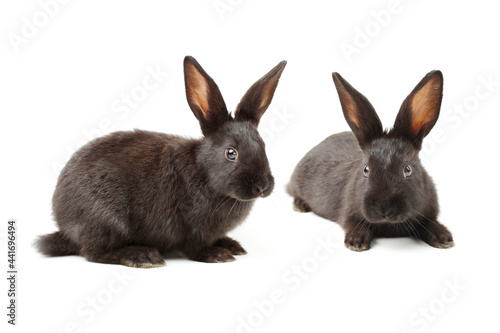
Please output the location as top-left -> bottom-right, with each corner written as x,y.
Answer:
1,1 -> 499,332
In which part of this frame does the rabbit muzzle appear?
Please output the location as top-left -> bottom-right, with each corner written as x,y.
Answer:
364,194 -> 409,223
256,175 -> 274,198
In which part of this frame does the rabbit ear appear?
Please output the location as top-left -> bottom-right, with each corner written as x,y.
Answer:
234,61 -> 287,127
392,70 -> 443,149
332,73 -> 383,150
184,56 -> 230,136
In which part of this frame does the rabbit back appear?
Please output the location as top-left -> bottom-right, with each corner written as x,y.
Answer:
289,131 -> 362,222
53,130 -> 189,251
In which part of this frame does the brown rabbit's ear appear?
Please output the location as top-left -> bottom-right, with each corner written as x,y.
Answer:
392,70 -> 443,149
332,73 -> 383,150
184,56 -> 230,136
234,61 -> 287,127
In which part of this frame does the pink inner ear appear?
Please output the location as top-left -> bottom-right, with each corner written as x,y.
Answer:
258,75 -> 281,111
186,64 -> 210,117
259,87 -> 273,111
341,91 -> 361,128
410,78 -> 440,134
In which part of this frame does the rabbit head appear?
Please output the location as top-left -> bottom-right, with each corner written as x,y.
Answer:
184,56 -> 286,201
332,70 -> 443,223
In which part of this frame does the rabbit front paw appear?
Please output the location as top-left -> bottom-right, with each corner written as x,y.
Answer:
419,222 -> 454,249
293,197 -> 312,213
344,228 -> 373,252
214,237 -> 247,255
202,247 -> 236,263
185,246 -> 236,263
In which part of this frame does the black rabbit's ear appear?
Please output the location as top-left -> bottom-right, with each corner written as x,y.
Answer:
392,70 -> 443,149
234,61 -> 287,127
184,56 -> 230,136
332,73 -> 383,150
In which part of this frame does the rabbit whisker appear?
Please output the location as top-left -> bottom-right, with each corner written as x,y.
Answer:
411,208 -> 448,235
410,215 -> 437,240
406,220 -> 420,240
349,218 -> 364,237
226,200 -> 240,223
399,221 -> 409,236
211,196 -> 233,217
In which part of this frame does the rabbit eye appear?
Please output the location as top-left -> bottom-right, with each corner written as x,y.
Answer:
363,165 -> 370,177
225,147 -> 238,162
403,164 -> 412,178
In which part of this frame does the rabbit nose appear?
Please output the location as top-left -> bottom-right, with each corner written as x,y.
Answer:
374,209 -> 393,222
373,196 -> 406,221
256,181 -> 269,195
255,176 -> 274,197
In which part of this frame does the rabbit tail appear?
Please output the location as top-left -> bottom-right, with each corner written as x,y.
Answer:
36,231 -> 80,256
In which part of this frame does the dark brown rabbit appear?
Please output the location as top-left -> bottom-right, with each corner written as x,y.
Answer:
288,71 -> 453,251
37,56 -> 287,267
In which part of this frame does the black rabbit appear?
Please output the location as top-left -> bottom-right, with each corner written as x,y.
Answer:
37,56 -> 287,267
288,70 -> 453,251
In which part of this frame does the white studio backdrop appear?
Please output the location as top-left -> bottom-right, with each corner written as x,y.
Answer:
1,0 -> 499,332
